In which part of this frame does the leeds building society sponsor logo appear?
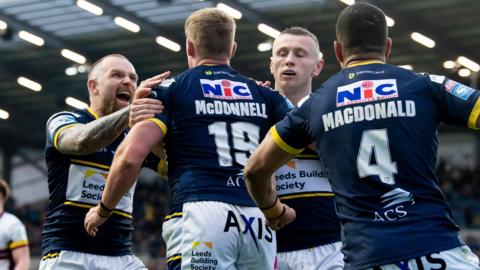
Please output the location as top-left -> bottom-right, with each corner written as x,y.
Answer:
190,241 -> 218,270
374,188 -> 415,221
336,79 -> 398,107
200,79 -> 253,100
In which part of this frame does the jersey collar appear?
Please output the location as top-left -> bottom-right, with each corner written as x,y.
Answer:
347,60 -> 384,68
86,107 -> 100,119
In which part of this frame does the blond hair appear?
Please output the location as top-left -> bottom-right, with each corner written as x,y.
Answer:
185,8 -> 236,58
0,179 -> 10,203
279,26 -> 320,55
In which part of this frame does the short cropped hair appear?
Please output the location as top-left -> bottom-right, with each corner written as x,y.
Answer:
88,54 -> 129,80
279,26 -> 320,55
336,2 -> 387,56
0,179 -> 10,202
185,8 -> 236,58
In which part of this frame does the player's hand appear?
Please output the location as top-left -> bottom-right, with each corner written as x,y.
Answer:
84,206 -> 109,237
130,71 -> 170,127
266,203 -> 296,231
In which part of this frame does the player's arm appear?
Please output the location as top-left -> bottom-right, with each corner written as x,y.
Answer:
11,245 -> 30,270
244,131 -> 296,230
84,120 -> 165,236
56,106 -> 131,155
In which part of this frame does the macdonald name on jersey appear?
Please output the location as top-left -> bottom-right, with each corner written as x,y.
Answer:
323,79 -> 416,131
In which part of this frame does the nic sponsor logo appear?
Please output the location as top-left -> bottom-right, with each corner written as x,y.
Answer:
200,79 -> 252,100
374,188 -> 415,221
336,79 -> 398,107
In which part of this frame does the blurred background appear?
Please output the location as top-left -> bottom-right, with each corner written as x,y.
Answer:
0,0 -> 480,269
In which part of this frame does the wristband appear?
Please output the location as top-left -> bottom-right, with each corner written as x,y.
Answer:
260,196 -> 278,211
266,205 -> 286,221
97,201 -> 113,218
261,198 -> 283,220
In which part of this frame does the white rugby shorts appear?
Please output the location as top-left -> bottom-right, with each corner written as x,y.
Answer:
38,250 -> 146,270
162,201 -> 276,270
277,241 -> 344,270
370,245 -> 480,270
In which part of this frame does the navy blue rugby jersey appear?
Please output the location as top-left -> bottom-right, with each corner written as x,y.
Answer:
273,61 -> 480,269
42,108 -> 161,257
149,64 -> 290,209
275,137 -> 340,252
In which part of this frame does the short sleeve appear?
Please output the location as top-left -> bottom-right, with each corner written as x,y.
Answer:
272,95 -> 313,154
46,112 -> 80,149
7,217 -> 28,250
147,78 -> 177,136
429,74 -> 480,129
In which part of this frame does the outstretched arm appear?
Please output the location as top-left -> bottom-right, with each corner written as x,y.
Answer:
244,132 -> 296,230
84,120 -> 165,236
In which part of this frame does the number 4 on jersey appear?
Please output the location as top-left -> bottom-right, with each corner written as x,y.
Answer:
357,129 -> 397,185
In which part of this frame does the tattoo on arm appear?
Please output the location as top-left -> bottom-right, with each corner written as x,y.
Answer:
56,106 -> 130,155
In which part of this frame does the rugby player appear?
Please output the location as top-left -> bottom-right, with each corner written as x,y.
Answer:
270,27 -> 343,270
41,54 -> 166,269
84,8 -> 294,270
0,179 -> 29,270
245,3 -> 480,269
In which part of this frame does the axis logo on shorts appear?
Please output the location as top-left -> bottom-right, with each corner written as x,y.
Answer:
336,79 -> 398,107
223,210 -> 273,252
200,79 -> 252,100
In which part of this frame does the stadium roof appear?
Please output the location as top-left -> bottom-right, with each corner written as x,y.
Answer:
0,0 -> 479,149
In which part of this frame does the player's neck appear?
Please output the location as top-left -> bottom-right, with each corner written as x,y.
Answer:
195,58 -> 230,67
344,54 -> 385,68
277,85 -> 311,105
87,105 -> 104,119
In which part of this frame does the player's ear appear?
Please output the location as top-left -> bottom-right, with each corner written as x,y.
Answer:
385,37 -> 392,60
87,78 -> 98,95
334,40 -> 344,66
270,57 -> 274,75
312,57 -> 324,77
186,39 -> 195,57
230,41 -> 237,58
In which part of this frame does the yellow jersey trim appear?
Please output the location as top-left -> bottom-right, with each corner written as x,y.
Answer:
87,107 -> 100,119
157,159 -> 167,177
41,252 -> 61,261
279,192 -> 335,200
468,96 -> 480,129
53,124 -> 78,149
270,126 -> 304,155
164,212 -> 183,220
63,201 -> 132,219
295,154 -> 318,159
71,159 -> 110,170
148,118 -> 167,136
167,255 -> 181,263
347,60 -> 384,68
9,240 -> 28,249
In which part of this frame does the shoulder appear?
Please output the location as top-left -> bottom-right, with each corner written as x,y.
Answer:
47,111 -> 82,130
1,212 -> 24,228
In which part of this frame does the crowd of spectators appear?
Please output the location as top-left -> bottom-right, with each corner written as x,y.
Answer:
4,157 -> 480,268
